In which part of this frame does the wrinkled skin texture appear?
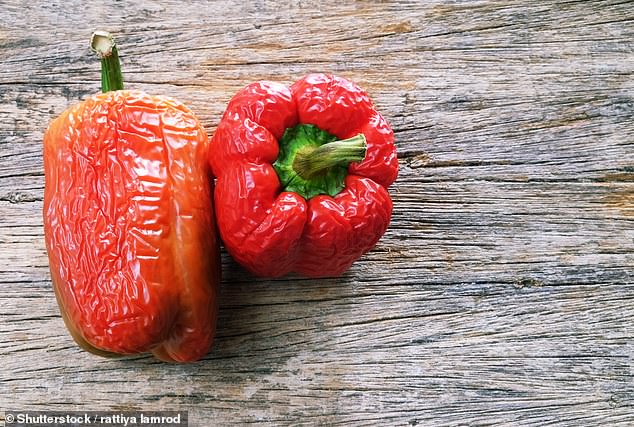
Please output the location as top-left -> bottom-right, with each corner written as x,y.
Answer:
210,74 -> 398,278
43,90 -> 220,362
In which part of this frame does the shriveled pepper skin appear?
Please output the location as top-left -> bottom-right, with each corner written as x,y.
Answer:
43,90 -> 220,362
210,74 -> 398,278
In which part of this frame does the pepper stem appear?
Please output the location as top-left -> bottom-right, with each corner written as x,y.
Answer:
90,31 -> 124,92
293,134 -> 367,179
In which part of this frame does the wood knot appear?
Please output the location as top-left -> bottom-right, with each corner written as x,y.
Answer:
608,394 -> 622,408
514,278 -> 544,289
382,21 -> 413,34
406,153 -> 432,169
1,191 -> 41,204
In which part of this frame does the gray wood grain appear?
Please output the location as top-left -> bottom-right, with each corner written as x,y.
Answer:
1,0 -> 633,425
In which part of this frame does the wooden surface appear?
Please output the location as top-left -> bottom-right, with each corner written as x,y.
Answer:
1,0 -> 633,425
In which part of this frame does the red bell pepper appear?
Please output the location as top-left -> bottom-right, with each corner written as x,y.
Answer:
43,32 -> 220,362
209,73 -> 398,277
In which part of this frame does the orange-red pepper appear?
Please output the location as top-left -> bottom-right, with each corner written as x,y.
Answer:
43,32 -> 220,362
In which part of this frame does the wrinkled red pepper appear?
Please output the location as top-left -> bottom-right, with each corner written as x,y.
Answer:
209,74 -> 398,277
43,32 -> 220,362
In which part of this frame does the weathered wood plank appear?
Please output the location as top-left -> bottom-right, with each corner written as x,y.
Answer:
2,281 -> 633,425
1,0 -> 633,425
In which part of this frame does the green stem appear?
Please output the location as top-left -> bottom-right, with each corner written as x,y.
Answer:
293,133 -> 367,179
90,31 -> 124,92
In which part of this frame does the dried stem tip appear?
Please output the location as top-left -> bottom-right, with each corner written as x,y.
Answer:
91,31 -> 116,58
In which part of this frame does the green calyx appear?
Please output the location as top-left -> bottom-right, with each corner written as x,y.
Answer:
273,124 -> 367,199
90,31 -> 124,92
